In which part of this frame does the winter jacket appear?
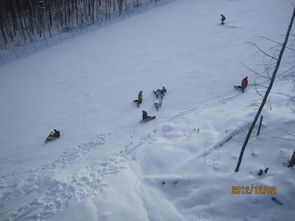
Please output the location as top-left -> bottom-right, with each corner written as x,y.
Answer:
138,91 -> 143,102
161,87 -> 167,95
53,130 -> 60,138
241,77 -> 248,89
142,111 -> 148,120
221,14 -> 226,21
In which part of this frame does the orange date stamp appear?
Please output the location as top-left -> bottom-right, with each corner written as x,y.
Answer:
231,186 -> 276,194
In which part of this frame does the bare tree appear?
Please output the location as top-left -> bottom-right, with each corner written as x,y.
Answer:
0,0 -> 170,50
235,8 -> 295,172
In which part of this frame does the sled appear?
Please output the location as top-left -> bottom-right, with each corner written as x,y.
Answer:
234,85 -> 245,93
45,134 -> 59,143
133,100 -> 141,108
140,116 -> 156,123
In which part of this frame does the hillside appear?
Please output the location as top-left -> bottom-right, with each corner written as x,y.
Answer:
0,0 -> 295,220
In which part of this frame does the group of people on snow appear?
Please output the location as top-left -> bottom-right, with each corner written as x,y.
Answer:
135,76 -> 248,122
139,74 -> 248,122
134,87 -> 167,122
46,76 -> 247,142
153,86 -> 167,111
45,13 -> 240,142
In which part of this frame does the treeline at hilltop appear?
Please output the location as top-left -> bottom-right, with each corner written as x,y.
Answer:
0,0 -> 166,49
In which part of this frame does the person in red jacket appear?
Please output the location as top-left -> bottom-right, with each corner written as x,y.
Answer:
235,76 -> 248,93
241,76 -> 248,92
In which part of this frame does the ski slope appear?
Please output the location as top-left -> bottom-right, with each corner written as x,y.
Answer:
1,0 -> 295,220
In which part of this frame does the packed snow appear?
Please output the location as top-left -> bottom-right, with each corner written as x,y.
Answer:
1,0 -> 295,220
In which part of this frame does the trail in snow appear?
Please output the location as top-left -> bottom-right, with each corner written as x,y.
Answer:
0,88 -> 252,221
0,79 -> 291,221
1,0 -> 295,220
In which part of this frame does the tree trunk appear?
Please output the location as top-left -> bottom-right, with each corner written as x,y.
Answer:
288,149 -> 295,168
257,115 -> 263,136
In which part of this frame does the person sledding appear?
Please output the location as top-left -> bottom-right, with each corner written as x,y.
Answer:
221,14 -> 226,25
134,90 -> 143,107
45,129 -> 60,143
140,110 -> 156,123
153,86 -> 167,99
234,76 -> 248,93
154,96 -> 163,111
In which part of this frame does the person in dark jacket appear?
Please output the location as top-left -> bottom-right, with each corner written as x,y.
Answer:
160,86 -> 167,97
142,110 -> 153,120
134,90 -> 143,107
53,129 -> 60,138
153,86 -> 167,99
221,14 -> 226,25
45,129 -> 60,143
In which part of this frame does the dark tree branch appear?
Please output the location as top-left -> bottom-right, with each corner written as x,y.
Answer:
281,129 -> 295,138
254,80 -> 264,98
259,35 -> 295,51
264,62 -> 272,79
247,41 -> 278,60
258,35 -> 283,46
241,62 -> 271,80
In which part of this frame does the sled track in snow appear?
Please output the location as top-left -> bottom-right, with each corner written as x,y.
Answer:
1,134 -> 115,221
0,128 -> 159,221
1,127 -> 159,221
167,93 -> 240,122
1,93 -> 246,221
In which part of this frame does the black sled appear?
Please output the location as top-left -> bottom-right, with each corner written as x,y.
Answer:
234,85 -> 245,93
140,116 -> 156,123
133,100 -> 141,108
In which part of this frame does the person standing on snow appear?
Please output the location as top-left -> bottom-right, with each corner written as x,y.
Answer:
221,14 -> 226,25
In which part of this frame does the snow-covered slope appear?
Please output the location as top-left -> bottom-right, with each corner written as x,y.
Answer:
1,0 -> 295,220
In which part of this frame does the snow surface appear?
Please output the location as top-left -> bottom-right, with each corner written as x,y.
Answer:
1,0 -> 295,220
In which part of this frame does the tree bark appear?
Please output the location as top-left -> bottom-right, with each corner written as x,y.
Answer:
256,115 -> 263,136
288,149 -> 295,168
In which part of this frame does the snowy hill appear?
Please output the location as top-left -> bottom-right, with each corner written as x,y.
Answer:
1,0 -> 295,220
